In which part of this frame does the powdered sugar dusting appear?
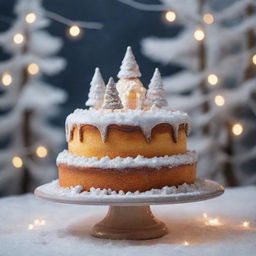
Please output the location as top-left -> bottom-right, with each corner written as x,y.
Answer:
56,150 -> 197,169
65,108 -> 191,142
37,179 -> 213,198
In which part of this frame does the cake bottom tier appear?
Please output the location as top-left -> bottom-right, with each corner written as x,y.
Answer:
58,164 -> 196,193
57,150 -> 197,192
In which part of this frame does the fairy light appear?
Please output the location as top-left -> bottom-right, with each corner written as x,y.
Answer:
203,213 -> 208,218
207,74 -> 218,85
1,72 -> 13,86
232,123 -> 243,136
27,63 -> 40,75
214,95 -> 225,106
36,146 -> 48,158
184,241 -> 189,246
252,54 -> 256,65
28,224 -> 34,230
13,33 -> 25,44
194,29 -> 205,41
25,12 -> 37,24
68,25 -> 81,37
205,218 -> 222,226
12,156 -> 23,168
165,10 -> 176,23
242,221 -> 250,228
203,13 -> 214,24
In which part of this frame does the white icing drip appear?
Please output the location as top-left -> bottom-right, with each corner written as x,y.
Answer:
56,150 -> 197,169
65,109 -> 191,142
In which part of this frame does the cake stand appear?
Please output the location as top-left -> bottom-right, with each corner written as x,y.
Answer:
35,179 -> 224,240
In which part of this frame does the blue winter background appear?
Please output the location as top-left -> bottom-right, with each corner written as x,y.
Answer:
0,0 -> 255,195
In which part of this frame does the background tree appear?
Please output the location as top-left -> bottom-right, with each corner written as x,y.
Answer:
0,0 -> 67,195
141,0 -> 256,185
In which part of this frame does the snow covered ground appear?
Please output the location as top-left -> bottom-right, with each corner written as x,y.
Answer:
0,186 -> 256,256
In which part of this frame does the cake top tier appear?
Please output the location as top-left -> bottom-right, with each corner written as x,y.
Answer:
66,108 -> 191,142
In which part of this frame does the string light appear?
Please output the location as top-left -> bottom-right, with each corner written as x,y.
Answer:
164,10 -> 176,23
194,29 -> 205,41
203,213 -> 208,218
1,72 -> 12,86
13,33 -> 25,44
232,123 -> 243,136
68,25 -> 81,37
242,221 -> 250,228
203,13 -> 214,24
252,54 -> 256,65
184,241 -> 189,246
36,146 -> 48,158
33,218 -> 46,226
205,218 -> 222,226
12,156 -> 23,168
25,12 -> 37,24
27,224 -> 34,230
207,74 -> 218,85
27,63 -> 40,75
214,95 -> 225,106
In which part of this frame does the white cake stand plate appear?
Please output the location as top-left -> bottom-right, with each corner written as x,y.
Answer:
35,179 -> 224,240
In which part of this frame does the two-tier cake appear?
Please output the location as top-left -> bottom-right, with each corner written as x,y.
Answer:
56,47 -> 197,192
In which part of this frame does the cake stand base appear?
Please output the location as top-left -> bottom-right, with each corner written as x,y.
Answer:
91,206 -> 167,240
35,179 -> 224,240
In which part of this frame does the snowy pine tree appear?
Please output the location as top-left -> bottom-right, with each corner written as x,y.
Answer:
117,46 -> 146,109
145,68 -> 168,109
103,77 -> 123,110
85,67 -> 105,109
118,46 -> 141,79
0,0 -> 66,195
142,0 -> 256,185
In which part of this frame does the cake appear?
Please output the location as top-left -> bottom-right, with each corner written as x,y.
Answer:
56,47 -> 197,192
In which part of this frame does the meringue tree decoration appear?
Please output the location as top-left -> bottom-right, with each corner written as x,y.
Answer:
141,0 -> 256,185
116,46 -> 146,110
145,68 -> 168,109
102,77 -> 123,110
0,0 -> 66,194
85,67 -> 106,109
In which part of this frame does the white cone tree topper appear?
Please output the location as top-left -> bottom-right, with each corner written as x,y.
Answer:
145,68 -> 168,109
116,46 -> 146,110
86,67 -> 105,109
102,77 -> 123,110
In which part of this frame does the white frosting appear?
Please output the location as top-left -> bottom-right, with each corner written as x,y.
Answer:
56,150 -> 197,169
65,108 -> 191,142
37,179 -> 209,197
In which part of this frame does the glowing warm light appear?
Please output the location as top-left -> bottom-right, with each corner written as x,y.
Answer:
232,123 -> 243,136
33,218 -> 46,226
25,12 -> 37,24
1,72 -> 12,86
205,218 -> 222,226
36,146 -> 48,158
27,63 -> 40,75
203,213 -> 208,218
203,13 -> 214,24
165,10 -> 176,23
13,33 -> 25,44
28,224 -> 34,230
194,29 -> 205,41
207,74 -> 218,85
252,54 -> 256,65
12,156 -> 23,168
69,25 -> 81,37
214,95 -> 225,106
242,221 -> 250,228
184,241 -> 189,246
40,219 -> 46,226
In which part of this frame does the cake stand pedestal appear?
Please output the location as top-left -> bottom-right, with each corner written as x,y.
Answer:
35,179 -> 224,240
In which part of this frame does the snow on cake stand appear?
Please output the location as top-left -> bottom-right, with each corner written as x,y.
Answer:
35,179 -> 224,240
